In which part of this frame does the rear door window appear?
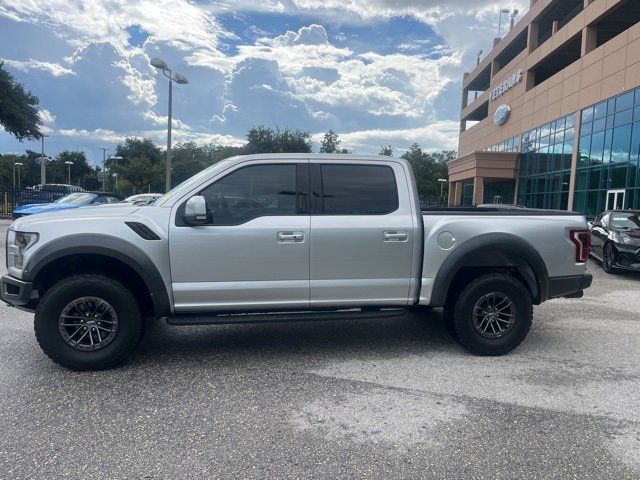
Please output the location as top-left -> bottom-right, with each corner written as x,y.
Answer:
317,164 -> 398,215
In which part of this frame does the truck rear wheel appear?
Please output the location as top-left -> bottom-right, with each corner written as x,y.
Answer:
451,273 -> 532,356
34,274 -> 143,371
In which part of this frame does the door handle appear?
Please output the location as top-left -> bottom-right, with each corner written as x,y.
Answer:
384,231 -> 408,242
278,231 -> 304,243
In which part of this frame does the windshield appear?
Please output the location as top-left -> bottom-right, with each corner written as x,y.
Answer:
153,159 -> 234,206
54,193 -> 96,205
610,213 -> 640,229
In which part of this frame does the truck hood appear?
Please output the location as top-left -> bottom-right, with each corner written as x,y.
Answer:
11,205 -> 142,230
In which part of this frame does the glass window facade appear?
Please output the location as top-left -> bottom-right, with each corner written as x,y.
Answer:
460,87 -> 640,216
573,88 -> 640,218
486,135 -> 520,153
517,113 -> 576,210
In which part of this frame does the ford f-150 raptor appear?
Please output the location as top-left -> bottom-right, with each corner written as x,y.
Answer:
1,154 -> 592,370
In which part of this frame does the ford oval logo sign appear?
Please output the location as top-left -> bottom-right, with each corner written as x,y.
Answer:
493,104 -> 511,126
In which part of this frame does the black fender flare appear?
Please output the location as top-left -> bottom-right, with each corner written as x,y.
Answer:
429,233 -> 550,306
23,234 -> 171,317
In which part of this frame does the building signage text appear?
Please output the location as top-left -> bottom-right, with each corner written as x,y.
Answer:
491,69 -> 523,101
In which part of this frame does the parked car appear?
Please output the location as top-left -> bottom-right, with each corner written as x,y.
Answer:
2,154 -> 592,370
12,192 -> 122,219
16,184 -> 84,206
123,193 -> 162,206
588,210 -> 640,273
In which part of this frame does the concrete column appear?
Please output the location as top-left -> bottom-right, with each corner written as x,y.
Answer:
448,182 -> 455,206
473,177 -> 485,205
552,21 -> 559,36
527,22 -> 539,53
567,110 -> 582,211
582,25 -> 597,56
453,182 -> 463,206
491,59 -> 500,78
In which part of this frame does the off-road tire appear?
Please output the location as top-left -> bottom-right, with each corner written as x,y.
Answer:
35,274 -> 143,371
452,273 -> 533,356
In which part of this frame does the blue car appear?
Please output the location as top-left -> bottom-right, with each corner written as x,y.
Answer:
12,192 -> 122,219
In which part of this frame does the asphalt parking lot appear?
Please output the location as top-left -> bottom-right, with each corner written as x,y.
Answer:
0,219 -> 639,479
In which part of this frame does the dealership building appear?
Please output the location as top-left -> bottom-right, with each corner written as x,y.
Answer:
448,0 -> 640,217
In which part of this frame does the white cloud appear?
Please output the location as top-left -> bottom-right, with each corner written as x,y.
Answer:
319,121 -> 460,154
3,0 -> 523,160
270,24 -> 329,46
58,128 -> 126,143
2,58 -> 75,76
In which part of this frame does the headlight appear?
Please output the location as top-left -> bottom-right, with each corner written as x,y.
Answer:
613,232 -> 638,245
8,231 -> 38,270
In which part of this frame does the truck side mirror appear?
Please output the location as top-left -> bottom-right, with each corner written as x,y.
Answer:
183,195 -> 208,226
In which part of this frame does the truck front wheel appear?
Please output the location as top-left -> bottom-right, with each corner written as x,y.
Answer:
34,274 -> 144,371
451,273 -> 532,356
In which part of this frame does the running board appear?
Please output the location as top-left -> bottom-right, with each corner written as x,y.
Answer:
166,308 -> 407,326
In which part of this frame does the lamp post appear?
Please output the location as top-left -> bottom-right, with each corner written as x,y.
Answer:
476,49 -> 483,67
510,9 -> 519,30
64,161 -> 74,185
39,134 -> 49,184
150,57 -> 189,192
14,162 -> 23,189
99,147 -> 109,191
498,8 -> 510,37
107,156 -> 123,192
438,178 -> 448,205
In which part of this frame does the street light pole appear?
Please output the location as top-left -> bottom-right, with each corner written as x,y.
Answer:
15,162 -> 23,189
150,57 -> 188,193
438,178 -> 448,205
498,8 -> 510,37
40,135 -> 48,184
99,147 -> 109,191
65,161 -> 74,185
107,156 -> 123,192
167,77 -> 172,193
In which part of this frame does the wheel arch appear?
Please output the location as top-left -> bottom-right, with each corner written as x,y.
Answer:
429,233 -> 549,307
24,234 -> 171,317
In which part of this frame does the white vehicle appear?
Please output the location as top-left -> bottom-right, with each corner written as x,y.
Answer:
123,193 -> 162,205
1,154 -> 592,370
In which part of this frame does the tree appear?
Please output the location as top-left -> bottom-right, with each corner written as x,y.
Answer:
401,144 -> 453,204
49,151 -> 93,185
319,130 -> 349,154
113,137 -> 162,170
245,126 -> 312,154
0,62 -> 42,141
112,138 -> 164,192
118,155 -> 163,192
379,145 -> 394,156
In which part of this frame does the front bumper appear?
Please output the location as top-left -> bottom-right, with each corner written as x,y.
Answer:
612,244 -> 640,270
548,273 -> 593,299
1,274 -> 35,309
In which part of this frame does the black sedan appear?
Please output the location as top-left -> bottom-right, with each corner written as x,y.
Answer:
589,210 -> 640,273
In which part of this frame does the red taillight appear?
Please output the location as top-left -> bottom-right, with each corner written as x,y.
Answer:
570,229 -> 591,263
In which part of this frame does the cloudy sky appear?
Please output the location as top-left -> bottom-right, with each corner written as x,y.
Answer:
0,0 -> 527,164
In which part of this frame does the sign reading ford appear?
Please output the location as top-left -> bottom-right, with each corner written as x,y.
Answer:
491,69 -> 523,101
493,104 -> 512,125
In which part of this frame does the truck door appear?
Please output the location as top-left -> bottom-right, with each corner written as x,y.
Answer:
169,161 -> 310,312
309,160 -> 417,307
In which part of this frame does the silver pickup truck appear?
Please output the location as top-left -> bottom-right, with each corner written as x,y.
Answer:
1,154 -> 592,370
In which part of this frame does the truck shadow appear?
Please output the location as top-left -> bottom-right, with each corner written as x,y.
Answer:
134,309 -> 461,367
